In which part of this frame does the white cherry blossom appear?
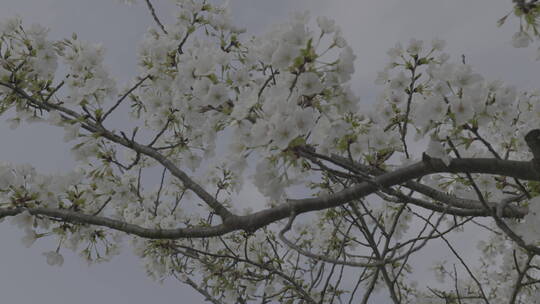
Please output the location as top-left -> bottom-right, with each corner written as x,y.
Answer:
297,72 -> 323,95
43,251 -> 64,267
316,16 -> 336,34
426,138 -> 451,166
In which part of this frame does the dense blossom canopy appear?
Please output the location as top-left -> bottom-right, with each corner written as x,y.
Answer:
2,0 -> 540,303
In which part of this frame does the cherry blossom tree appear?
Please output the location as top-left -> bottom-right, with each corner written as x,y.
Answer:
2,0 -> 540,303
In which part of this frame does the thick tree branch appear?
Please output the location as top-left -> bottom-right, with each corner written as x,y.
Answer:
304,148 -> 525,217
297,147 -> 528,218
1,157 -> 538,241
526,129 -> 540,170
0,81 -> 234,220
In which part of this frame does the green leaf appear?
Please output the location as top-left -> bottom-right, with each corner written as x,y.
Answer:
94,108 -> 103,120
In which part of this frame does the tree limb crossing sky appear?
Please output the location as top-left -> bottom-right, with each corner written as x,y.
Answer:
0,1 -> 536,303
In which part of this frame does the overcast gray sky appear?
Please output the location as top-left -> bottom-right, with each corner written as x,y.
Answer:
0,1 -> 537,303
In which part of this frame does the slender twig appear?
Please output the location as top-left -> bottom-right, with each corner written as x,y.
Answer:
153,167 -> 168,216
144,0 -> 168,34
509,253 -> 534,304
44,81 -> 65,103
174,274 -> 224,304
92,197 -> 112,216
148,117 -> 173,147
101,75 -> 150,122
400,57 -> 420,159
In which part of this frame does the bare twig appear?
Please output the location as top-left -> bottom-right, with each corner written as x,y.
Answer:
144,0 -> 168,34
